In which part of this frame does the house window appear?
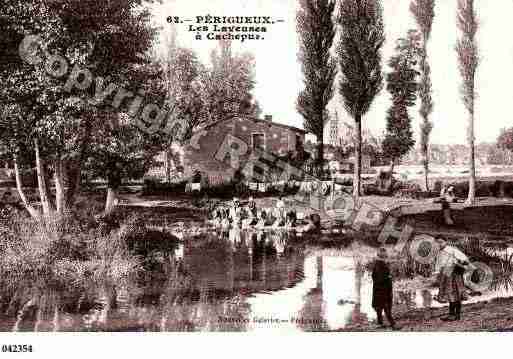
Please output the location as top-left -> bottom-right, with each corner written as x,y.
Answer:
252,133 -> 266,151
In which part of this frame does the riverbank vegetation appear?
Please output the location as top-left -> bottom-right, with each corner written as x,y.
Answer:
0,201 -> 181,331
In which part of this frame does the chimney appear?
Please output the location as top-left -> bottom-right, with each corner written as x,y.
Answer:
264,114 -> 273,122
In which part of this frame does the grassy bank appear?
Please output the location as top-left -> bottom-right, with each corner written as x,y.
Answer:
0,198 -> 182,331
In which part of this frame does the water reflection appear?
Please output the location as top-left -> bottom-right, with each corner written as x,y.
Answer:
6,231 -> 513,332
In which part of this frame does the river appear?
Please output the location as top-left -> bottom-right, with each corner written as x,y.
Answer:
3,229 -> 513,332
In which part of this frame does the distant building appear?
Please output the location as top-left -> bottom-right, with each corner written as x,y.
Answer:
183,115 -> 308,182
331,155 -> 372,173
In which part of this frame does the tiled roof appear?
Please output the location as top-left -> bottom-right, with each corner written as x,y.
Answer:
196,115 -> 308,134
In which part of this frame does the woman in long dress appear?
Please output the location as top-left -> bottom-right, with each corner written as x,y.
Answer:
434,237 -> 471,321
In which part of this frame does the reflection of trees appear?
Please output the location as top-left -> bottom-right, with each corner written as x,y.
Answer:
397,290 -> 416,309
297,256 -> 328,332
11,289 -> 63,332
158,232 -> 305,331
346,260 -> 368,327
15,231 -> 307,331
421,289 -> 432,308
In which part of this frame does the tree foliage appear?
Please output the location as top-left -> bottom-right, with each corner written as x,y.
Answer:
0,0 -> 160,218
296,0 -> 337,166
200,38 -> 260,125
337,0 -> 385,120
337,0 -> 385,197
456,0 -> 479,116
85,114 -> 162,187
382,31 -> 421,168
162,28 -> 206,141
497,128 -> 513,153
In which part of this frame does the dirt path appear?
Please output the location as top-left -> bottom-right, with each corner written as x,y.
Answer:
341,297 -> 513,332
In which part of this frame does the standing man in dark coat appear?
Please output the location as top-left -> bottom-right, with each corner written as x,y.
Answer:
372,247 -> 400,330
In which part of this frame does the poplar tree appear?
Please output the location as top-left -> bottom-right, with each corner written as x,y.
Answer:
456,0 -> 479,205
382,31 -> 422,174
337,0 -> 385,198
297,0 -> 337,173
410,0 -> 435,191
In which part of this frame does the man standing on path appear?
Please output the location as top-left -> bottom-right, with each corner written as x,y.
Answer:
372,247 -> 401,330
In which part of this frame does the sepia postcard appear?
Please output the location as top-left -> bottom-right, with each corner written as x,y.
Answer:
1,0 -> 512,356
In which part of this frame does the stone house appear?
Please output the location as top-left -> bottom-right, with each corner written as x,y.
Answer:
183,115 -> 308,182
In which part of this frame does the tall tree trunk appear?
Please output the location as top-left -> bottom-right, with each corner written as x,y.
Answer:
34,294 -> 46,332
34,139 -> 52,217
423,152 -> 429,192
54,158 -> 65,215
317,131 -> 324,178
52,304 -> 60,332
65,118 -> 92,210
104,185 -> 118,215
66,163 -> 81,209
165,149 -> 172,183
419,28 -> 433,192
353,116 -> 362,199
13,156 -> 40,219
467,112 -> 476,205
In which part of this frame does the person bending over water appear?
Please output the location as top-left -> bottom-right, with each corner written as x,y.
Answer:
220,209 -> 231,231
256,210 -> 269,229
285,210 -> 297,229
229,197 -> 242,223
434,237 -> 472,321
211,208 -> 222,228
242,197 -> 258,228
273,196 -> 286,226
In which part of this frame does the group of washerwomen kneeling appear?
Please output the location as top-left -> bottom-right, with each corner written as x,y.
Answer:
208,196 -> 322,234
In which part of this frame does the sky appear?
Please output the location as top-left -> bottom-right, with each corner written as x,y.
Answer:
152,0 -> 513,145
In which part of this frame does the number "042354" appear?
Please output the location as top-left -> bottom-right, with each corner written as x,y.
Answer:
2,344 -> 33,353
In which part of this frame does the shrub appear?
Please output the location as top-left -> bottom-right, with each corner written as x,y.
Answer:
335,177 -> 353,186
446,180 -> 495,198
0,212 -> 143,320
119,215 -> 178,257
203,182 -> 236,198
392,183 -> 423,199
141,179 -> 187,196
